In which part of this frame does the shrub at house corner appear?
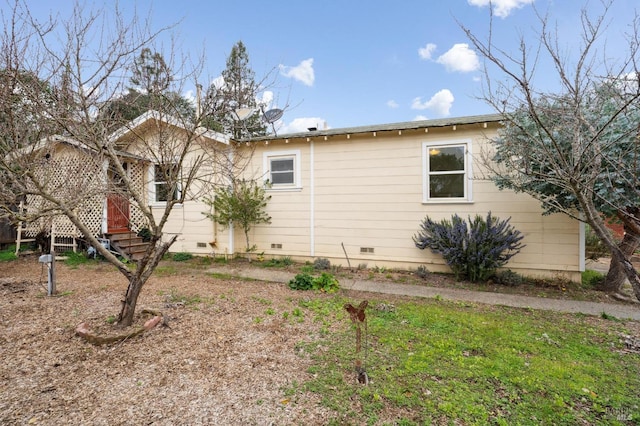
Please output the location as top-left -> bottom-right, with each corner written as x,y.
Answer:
203,179 -> 271,253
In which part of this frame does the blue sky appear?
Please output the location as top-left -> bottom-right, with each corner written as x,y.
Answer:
12,0 -> 638,133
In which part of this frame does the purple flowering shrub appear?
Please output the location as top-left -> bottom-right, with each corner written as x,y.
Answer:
413,212 -> 525,282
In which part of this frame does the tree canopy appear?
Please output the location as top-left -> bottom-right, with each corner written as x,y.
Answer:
492,79 -> 640,219
101,49 -> 195,129
202,41 -> 267,139
463,0 -> 640,299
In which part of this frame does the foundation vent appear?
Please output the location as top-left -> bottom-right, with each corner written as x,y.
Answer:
271,243 -> 283,249
360,247 -> 374,254
196,242 -> 207,248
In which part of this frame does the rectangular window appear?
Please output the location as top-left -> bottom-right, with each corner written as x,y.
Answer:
263,150 -> 301,189
423,142 -> 470,202
152,164 -> 181,203
270,157 -> 295,185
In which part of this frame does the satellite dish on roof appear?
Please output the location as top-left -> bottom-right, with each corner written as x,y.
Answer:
232,108 -> 256,121
263,108 -> 283,124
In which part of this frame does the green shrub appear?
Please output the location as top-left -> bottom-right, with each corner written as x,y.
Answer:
300,265 -> 314,274
313,257 -> 331,270
172,252 -> 193,262
137,227 -> 152,242
312,272 -> 340,293
582,269 -> 605,289
63,251 -> 90,267
288,273 -> 314,290
288,272 -> 340,293
413,212 -> 525,282
264,256 -> 293,267
493,269 -> 523,286
0,247 -> 17,262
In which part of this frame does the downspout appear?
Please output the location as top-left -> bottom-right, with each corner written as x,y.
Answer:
209,199 -> 218,251
310,140 -> 315,257
579,217 -> 586,272
227,148 -> 235,256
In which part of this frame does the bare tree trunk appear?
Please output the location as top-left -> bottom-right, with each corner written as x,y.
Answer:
579,199 -> 640,301
603,208 -> 640,293
117,237 -> 175,327
119,276 -> 145,327
602,229 -> 640,292
611,246 -> 640,301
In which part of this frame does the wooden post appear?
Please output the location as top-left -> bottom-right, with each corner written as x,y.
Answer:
48,251 -> 56,296
15,201 -> 24,256
15,221 -> 23,256
50,222 -> 55,254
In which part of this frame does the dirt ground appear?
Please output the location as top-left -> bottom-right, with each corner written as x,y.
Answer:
1,255 -> 637,425
0,256 -> 341,425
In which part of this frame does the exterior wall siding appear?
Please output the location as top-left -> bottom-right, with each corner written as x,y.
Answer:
233,124 -> 581,280
148,117 -> 581,281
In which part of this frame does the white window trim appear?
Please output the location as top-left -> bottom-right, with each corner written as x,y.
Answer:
148,162 -> 183,207
263,149 -> 302,191
422,140 -> 473,203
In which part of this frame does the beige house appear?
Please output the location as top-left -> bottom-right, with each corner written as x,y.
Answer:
16,112 -> 584,280
228,114 -> 583,281
109,111 -> 230,256
15,111 -> 230,259
15,136 -> 148,254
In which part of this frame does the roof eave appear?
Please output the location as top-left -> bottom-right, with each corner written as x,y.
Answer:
241,113 -> 503,143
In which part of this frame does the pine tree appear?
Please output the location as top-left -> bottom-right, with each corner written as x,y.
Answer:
203,41 -> 266,139
101,49 -> 194,127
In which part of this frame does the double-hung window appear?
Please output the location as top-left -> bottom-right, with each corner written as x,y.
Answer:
263,150 -> 301,189
151,163 -> 181,203
422,141 -> 471,202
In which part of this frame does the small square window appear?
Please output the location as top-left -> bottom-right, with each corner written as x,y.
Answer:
270,157 -> 294,185
263,150 -> 301,189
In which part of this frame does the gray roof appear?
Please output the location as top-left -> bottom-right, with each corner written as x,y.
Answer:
245,113 -> 503,142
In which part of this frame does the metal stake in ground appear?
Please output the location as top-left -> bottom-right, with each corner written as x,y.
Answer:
344,300 -> 369,384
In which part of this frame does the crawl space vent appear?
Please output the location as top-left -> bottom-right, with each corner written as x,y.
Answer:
360,247 -> 374,254
196,242 -> 207,248
271,243 -> 283,249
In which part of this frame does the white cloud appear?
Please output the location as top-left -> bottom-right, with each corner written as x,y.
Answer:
411,89 -> 455,116
436,43 -> 480,73
258,90 -> 273,108
413,115 -> 429,121
278,117 -> 327,134
467,0 -> 534,18
418,43 -> 437,60
184,89 -> 196,106
210,75 -> 225,89
387,100 -> 399,109
279,58 -> 315,86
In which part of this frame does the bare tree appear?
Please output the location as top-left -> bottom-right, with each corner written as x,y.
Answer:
0,1 -> 233,326
461,0 -> 640,301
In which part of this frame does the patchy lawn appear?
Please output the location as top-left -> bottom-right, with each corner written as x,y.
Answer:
0,255 -> 638,425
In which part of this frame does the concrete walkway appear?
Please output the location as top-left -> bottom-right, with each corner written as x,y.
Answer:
220,266 -> 640,322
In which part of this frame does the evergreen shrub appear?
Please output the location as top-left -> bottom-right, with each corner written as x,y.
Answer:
413,212 -> 525,282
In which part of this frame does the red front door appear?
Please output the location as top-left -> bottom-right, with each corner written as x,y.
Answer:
107,193 -> 130,233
